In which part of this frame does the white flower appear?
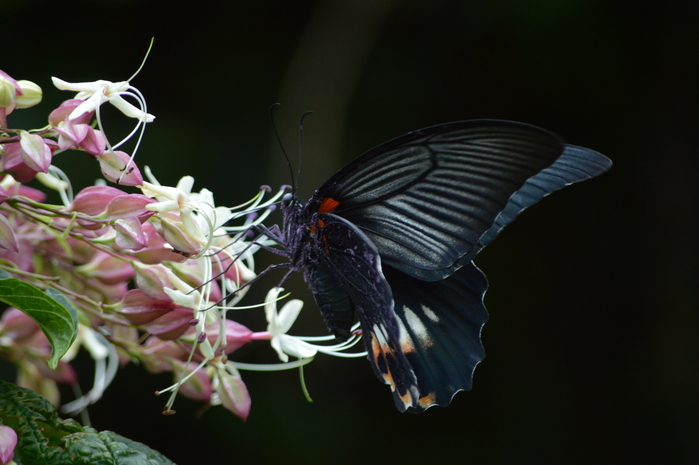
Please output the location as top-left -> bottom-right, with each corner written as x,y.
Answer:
52,77 -> 155,122
263,288 -> 365,363
141,172 -> 235,256
265,288 -> 317,362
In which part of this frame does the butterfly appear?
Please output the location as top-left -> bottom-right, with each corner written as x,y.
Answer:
274,119 -> 611,412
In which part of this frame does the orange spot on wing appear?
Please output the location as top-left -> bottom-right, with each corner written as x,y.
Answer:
401,338 -> 417,354
418,392 -> 437,408
318,197 -> 340,213
400,391 -> 414,407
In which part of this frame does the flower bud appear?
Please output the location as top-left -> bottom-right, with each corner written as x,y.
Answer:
15,80 -> 42,108
18,130 -> 52,173
114,217 -> 148,250
133,263 -> 174,301
0,214 -> 18,252
145,307 -> 194,340
49,99 -> 93,126
154,215 -> 202,257
79,127 -> 106,155
95,150 -> 143,186
74,250 -> 134,285
0,73 -> 17,108
131,222 -> 187,264
173,361 -> 212,402
0,307 -> 40,342
115,289 -> 174,325
102,194 -> 155,221
71,186 -> 126,216
216,368 -> 251,421
0,425 -> 17,465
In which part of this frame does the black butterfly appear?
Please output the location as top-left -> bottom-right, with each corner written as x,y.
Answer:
274,119 -> 611,412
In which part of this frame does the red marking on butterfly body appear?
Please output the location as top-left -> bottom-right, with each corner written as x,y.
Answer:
319,197 -> 340,213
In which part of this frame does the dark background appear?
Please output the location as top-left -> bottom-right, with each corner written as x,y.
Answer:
3,0 -> 698,463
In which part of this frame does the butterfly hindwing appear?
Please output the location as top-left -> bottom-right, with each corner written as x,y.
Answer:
304,212 -> 490,412
304,213 -> 425,407
383,262 -> 488,412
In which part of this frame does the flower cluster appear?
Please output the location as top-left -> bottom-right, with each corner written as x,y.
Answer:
0,63 -> 364,433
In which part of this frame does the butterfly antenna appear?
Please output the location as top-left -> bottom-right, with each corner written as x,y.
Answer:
297,111 -> 313,191
270,103 -> 296,194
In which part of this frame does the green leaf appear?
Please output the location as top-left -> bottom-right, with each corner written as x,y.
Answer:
0,270 -> 79,369
0,380 -> 177,465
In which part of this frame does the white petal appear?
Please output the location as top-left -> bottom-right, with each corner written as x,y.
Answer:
164,287 -> 200,310
140,181 -> 183,201
277,299 -> 304,333
175,176 -> 195,195
280,336 -> 317,359
145,199 -> 180,213
69,92 -> 107,120
264,288 -> 284,329
270,337 -> 289,362
52,77 -> 103,92
109,94 -> 155,122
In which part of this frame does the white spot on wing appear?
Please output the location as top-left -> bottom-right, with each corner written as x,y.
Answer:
373,324 -> 389,347
420,304 -> 439,323
403,305 -> 433,348
395,314 -> 413,352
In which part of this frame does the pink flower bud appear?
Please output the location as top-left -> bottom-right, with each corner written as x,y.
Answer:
116,289 -> 174,325
205,320 -> 253,355
95,150 -> 143,186
114,217 -> 148,250
0,214 -> 18,252
18,131 -> 52,172
0,425 -> 17,465
217,371 -> 251,421
75,250 -> 134,285
71,185 -> 126,216
103,194 -> 155,221
49,99 -> 94,126
144,336 -> 187,358
145,307 -> 194,340
0,307 -> 40,342
53,121 -> 90,150
132,222 -> 188,264
133,263 -> 174,301
168,261 -> 222,302
173,361 -> 212,402
155,216 -> 202,257
79,127 -> 106,155
0,238 -> 35,272
0,182 -> 46,202
1,141 -> 39,182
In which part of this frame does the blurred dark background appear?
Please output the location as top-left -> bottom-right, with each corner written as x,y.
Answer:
2,0 -> 698,463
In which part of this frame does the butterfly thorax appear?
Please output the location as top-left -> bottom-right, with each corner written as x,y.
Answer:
280,195 -> 314,267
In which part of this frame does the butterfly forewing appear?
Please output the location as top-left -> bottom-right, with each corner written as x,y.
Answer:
307,120 -> 568,281
472,144 -> 613,256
